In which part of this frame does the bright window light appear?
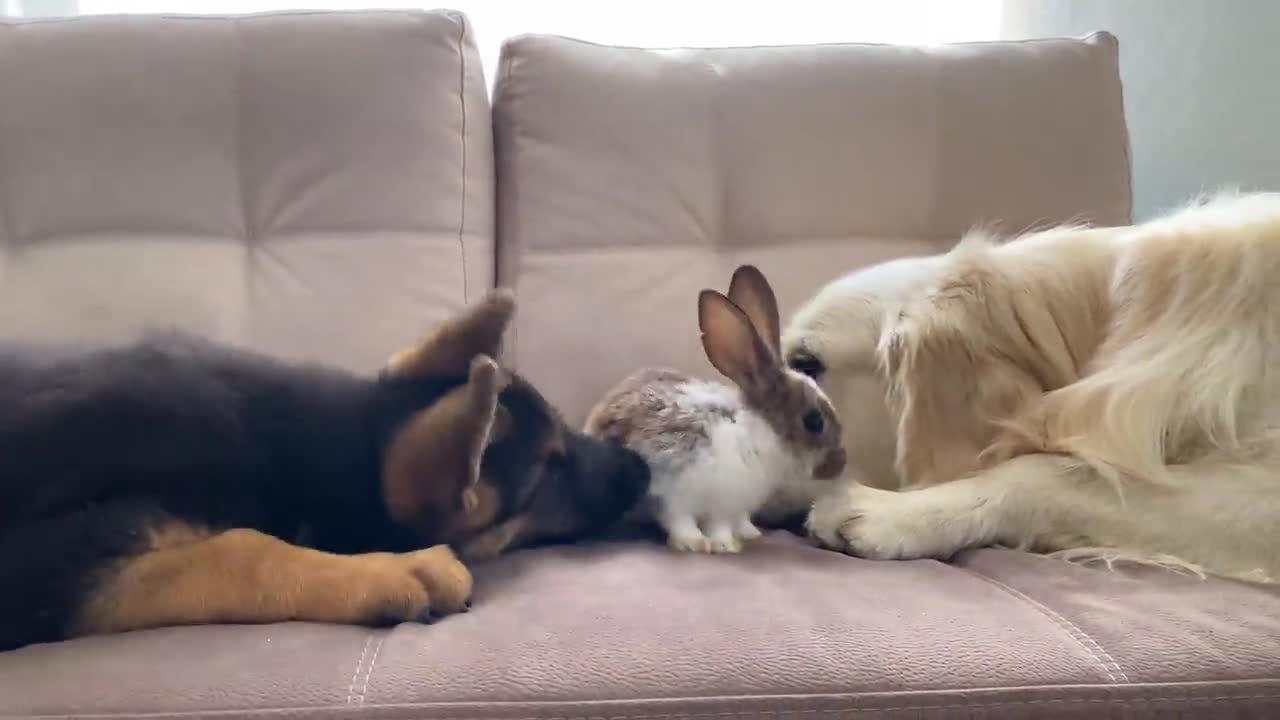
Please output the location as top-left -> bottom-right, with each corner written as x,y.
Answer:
72,0 -> 1005,80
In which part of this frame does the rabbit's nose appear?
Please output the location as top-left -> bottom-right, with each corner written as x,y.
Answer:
814,447 -> 847,480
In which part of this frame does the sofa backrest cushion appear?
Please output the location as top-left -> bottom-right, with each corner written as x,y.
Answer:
493,32 -> 1131,424
0,10 -> 493,372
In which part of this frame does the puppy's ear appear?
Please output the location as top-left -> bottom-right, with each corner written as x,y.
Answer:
387,289 -> 515,377
382,355 -> 510,533
699,289 -> 779,390
456,514 -> 530,562
726,264 -> 782,356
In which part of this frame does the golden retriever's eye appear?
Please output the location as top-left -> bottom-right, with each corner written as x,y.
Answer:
789,352 -> 825,379
802,409 -> 824,435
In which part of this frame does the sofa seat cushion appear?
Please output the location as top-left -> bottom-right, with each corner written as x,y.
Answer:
3,536 -> 1278,719
0,10 -> 494,372
493,33 -> 1132,426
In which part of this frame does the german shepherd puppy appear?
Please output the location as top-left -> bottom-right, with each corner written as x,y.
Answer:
0,290 -> 650,651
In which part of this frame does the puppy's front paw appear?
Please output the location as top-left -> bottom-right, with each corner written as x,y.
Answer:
806,485 -> 962,561
360,545 -> 474,625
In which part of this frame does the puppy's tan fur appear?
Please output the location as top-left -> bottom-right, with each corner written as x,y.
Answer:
784,191 -> 1280,583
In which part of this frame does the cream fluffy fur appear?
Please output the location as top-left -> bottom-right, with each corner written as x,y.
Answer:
782,191 -> 1280,584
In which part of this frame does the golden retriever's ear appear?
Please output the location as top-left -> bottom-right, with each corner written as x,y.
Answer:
387,289 -> 515,377
884,297 -> 1043,488
726,264 -> 782,356
382,355 -> 509,530
883,315 -> 978,487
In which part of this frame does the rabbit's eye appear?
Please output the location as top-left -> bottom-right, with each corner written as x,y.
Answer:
802,410 -> 824,435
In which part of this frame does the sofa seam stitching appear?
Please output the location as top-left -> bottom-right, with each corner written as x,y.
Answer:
354,633 -> 387,704
1109,33 -> 1136,223
344,635 -> 373,705
454,12 -> 470,304
0,9 -> 435,24
232,16 -> 258,343
0,26 -> 12,248
233,17 -> 253,248
499,30 -> 1120,54
11,693 -> 1280,719
954,564 -> 1130,684
498,44 -> 518,367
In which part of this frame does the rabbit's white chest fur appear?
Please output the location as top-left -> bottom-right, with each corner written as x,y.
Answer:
646,380 -> 800,553
583,264 -> 846,554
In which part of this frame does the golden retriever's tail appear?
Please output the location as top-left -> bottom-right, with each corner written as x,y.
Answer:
1046,545 -> 1280,585
1046,546 -> 1207,579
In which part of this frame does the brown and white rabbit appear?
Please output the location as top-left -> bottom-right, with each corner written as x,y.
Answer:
585,265 -> 847,553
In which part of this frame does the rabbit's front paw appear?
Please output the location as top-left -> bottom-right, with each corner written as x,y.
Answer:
705,518 -> 748,553
734,517 -> 763,541
661,509 -> 715,553
706,535 -> 743,554
668,532 -> 713,553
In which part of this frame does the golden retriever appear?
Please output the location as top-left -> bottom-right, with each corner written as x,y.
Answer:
778,191 -> 1280,584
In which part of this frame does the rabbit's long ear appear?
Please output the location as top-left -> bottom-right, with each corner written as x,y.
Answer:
699,289 -> 779,389
726,265 -> 781,357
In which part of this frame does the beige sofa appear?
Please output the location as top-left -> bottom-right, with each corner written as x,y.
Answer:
1,9 -> 1278,720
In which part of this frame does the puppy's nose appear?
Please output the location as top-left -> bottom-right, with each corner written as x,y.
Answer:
624,451 -> 652,492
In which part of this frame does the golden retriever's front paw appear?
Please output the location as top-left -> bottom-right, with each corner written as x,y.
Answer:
806,485 -> 963,561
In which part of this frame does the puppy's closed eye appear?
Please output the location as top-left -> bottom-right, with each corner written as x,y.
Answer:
787,352 -> 825,379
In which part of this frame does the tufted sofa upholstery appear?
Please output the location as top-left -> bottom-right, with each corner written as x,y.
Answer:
1,9 -> 1278,720
493,32 -> 1132,425
0,9 -> 493,372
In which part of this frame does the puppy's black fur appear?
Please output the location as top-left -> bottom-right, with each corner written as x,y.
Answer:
0,330 -> 649,651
